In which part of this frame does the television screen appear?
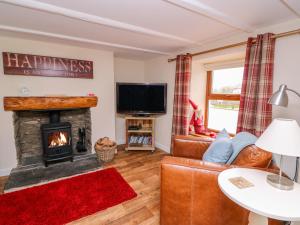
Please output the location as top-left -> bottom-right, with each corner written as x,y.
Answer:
116,83 -> 167,114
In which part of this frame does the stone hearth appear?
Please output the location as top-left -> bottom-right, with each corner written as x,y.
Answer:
5,154 -> 100,192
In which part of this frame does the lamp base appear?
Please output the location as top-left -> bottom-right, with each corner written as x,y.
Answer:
267,174 -> 294,191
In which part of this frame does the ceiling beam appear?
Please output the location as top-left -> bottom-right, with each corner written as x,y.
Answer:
0,25 -> 171,55
280,0 -> 300,18
0,0 -> 197,44
164,0 -> 254,32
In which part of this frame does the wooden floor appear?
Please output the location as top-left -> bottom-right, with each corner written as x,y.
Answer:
0,147 -> 167,225
0,176 -> 8,193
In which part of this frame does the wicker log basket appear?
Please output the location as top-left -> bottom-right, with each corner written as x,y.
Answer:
94,137 -> 117,163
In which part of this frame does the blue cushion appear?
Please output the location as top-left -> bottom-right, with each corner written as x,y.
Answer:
226,132 -> 258,164
203,129 -> 233,164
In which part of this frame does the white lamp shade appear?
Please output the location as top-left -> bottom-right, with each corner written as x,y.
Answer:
255,118 -> 300,157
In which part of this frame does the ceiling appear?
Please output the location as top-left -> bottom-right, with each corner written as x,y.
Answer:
0,0 -> 299,59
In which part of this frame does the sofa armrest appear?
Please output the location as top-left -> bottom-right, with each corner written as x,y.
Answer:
160,156 -> 249,225
161,156 -> 284,225
162,154 -> 230,171
172,135 -> 213,159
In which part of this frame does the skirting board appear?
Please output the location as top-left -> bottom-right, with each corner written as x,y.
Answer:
0,168 -> 12,176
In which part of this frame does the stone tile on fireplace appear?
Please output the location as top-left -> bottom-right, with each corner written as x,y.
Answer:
4,154 -> 101,192
13,108 -> 92,166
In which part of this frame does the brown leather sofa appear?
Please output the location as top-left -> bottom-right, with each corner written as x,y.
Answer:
160,135 -> 283,225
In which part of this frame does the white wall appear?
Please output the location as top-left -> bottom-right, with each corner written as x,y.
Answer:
0,36 -> 115,175
189,60 -> 207,117
273,35 -> 300,122
114,57 -> 145,144
144,56 -> 176,152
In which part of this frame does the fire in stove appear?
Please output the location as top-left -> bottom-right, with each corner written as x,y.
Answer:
48,131 -> 68,148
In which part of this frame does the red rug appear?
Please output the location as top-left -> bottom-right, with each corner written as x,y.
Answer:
0,168 -> 137,225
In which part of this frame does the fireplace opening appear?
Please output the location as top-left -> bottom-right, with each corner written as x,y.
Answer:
41,111 -> 73,167
48,131 -> 68,148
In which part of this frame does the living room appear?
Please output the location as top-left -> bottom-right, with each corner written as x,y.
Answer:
0,1 -> 300,225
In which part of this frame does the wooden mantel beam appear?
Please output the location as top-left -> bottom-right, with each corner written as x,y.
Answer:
3,96 -> 98,111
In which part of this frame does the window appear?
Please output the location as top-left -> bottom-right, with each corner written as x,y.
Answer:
205,67 -> 244,134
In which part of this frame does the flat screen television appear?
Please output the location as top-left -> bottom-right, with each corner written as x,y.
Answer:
116,83 -> 167,115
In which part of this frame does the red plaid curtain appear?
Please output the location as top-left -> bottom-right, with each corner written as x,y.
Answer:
237,33 -> 275,136
172,54 -> 192,136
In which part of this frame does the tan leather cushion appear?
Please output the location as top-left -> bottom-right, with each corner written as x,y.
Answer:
232,144 -> 272,168
173,135 -> 212,159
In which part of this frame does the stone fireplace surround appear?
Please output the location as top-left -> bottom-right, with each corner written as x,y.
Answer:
14,109 -> 92,166
3,96 -> 100,191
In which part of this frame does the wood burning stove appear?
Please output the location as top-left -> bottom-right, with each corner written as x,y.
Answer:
41,111 -> 73,166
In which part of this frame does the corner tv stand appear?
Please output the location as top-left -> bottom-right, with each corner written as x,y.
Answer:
125,116 -> 155,152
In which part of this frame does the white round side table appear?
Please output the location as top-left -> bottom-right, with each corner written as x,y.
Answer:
218,168 -> 300,222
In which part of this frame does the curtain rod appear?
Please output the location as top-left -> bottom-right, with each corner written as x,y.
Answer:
168,28 -> 300,62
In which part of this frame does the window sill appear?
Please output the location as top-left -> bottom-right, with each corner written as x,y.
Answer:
207,128 -> 235,137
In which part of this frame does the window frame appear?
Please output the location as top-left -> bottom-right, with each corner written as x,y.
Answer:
204,70 -> 241,134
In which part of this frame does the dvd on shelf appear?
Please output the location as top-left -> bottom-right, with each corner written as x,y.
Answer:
128,135 -> 152,145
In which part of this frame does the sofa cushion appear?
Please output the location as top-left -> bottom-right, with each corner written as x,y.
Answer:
172,135 -> 213,159
226,132 -> 257,164
203,129 -> 233,164
232,145 -> 273,167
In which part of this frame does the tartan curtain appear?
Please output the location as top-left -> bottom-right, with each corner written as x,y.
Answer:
172,54 -> 192,136
237,33 -> 275,136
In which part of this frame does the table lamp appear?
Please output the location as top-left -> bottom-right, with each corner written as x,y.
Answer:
256,118 -> 300,190
269,84 -> 300,107
268,84 -> 300,182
